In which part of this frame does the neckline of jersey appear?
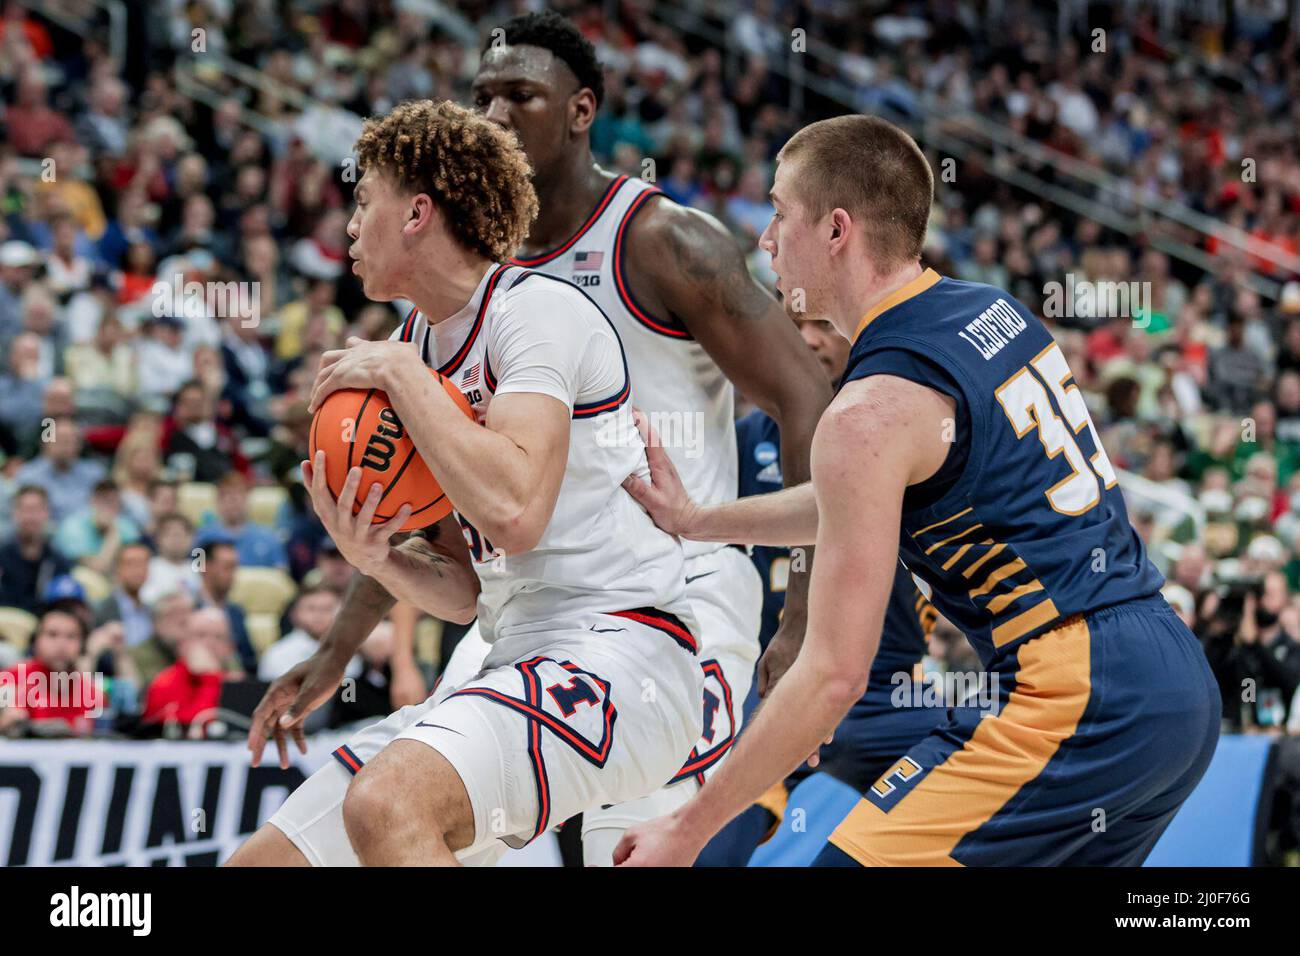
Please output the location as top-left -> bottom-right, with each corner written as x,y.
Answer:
853,267 -> 942,341
420,263 -> 504,363
509,174 -> 629,267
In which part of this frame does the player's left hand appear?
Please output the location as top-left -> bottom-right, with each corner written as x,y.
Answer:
613,813 -> 706,867
308,337 -> 417,414
303,450 -> 411,577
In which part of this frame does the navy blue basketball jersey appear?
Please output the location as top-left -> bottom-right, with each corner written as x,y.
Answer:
841,269 -> 1163,669
735,409 -> 934,680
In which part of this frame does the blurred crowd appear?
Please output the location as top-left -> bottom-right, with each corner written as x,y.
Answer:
0,0 -> 1296,798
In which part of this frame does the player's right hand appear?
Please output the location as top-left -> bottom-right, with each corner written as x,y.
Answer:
248,652 -> 347,769
622,408 -> 700,538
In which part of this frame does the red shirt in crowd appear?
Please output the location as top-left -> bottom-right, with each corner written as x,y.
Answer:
142,660 -> 225,728
0,659 -> 104,731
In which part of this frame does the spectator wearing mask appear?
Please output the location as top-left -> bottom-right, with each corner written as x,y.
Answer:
0,605 -> 104,736
257,585 -> 344,681
195,471 -> 287,569
0,485 -> 72,613
14,417 -> 107,523
195,539 -> 256,672
1237,572 -> 1300,730
141,607 -> 241,732
128,589 -> 194,689
93,541 -> 155,648
140,513 -> 200,604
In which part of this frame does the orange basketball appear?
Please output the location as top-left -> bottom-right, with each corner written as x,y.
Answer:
309,369 -> 475,531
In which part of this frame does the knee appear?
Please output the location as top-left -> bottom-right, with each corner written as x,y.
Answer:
342,766 -> 405,853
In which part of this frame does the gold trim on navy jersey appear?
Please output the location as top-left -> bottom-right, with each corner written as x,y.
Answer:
854,268 -> 942,340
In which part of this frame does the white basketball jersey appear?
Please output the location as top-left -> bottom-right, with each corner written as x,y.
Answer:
390,264 -> 689,643
509,175 -> 737,559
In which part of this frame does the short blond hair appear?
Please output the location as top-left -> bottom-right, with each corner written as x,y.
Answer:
354,100 -> 539,261
778,115 -> 933,266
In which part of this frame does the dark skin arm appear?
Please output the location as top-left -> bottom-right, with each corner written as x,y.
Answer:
247,518 -> 466,768
623,200 -> 833,694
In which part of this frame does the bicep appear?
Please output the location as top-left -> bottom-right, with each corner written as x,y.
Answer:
484,391 -> 571,494
802,380 -> 950,673
629,204 -> 828,417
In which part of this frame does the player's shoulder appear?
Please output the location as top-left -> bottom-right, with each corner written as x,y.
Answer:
494,268 -> 610,330
624,192 -> 737,261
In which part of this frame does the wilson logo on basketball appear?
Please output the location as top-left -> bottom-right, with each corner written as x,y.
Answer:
360,407 -> 405,471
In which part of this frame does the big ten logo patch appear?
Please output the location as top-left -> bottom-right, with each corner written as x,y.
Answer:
360,407 -> 404,471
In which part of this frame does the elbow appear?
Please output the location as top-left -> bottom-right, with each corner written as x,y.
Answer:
820,664 -> 869,713
444,602 -> 479,627
482,505 -> 545,557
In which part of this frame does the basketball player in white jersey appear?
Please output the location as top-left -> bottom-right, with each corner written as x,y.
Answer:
448,10 -> 831,863
226,100 -> 703,865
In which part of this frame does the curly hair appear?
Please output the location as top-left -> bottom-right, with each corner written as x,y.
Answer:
353,100 -> 538,261
485,10 -> 605,107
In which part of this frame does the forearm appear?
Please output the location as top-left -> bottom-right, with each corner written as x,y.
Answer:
770,389 -> 825,621
687,482 -> 819,547
367,537 -> 480,625
677,651 -> 858,841
317,571 -> 399,664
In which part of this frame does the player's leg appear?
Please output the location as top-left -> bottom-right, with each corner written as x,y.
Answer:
580,549 -> 760,866
228,693 -> 444,866
342,738 -> 475,865
224,820 -> 312,866
819,599 -> 1220,866
365,614 -> 705,864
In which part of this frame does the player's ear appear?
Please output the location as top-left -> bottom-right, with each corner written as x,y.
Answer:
405,193 -> 437,235
828,208 -> 854,251
570,88 -> 598,136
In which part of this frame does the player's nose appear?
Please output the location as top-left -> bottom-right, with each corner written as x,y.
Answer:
482,97 -> 513,129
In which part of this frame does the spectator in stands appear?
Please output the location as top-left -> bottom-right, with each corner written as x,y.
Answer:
65,310 -> 137,398
0,240 -> 40,348
4,67 -> 73,157
141,606 -> 241,732
93,540 -> 154,649
161,379 -> 249,482
195,471 -> 287,569
1237,572 -> 1300,730
128,589 -> 193,690
1207,314 -> 1267,414
196,538 -> 256,672
0,485 -> 71,613
111,422 -> 163,530
257,585 -> 341,681
54,479 -> 142,575
135,316 -> 192,405
0,604 -> 103,736
139,512 -> 199,604
14,417 -> 107,523
0,331 -> 49,449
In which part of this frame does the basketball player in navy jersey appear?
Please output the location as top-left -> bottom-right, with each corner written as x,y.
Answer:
697,314 -> 956,866
616,115 -> 1220,867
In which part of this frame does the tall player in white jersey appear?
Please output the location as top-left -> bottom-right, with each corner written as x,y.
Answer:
227,100 -> 703,866
446,10 -> 832,863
